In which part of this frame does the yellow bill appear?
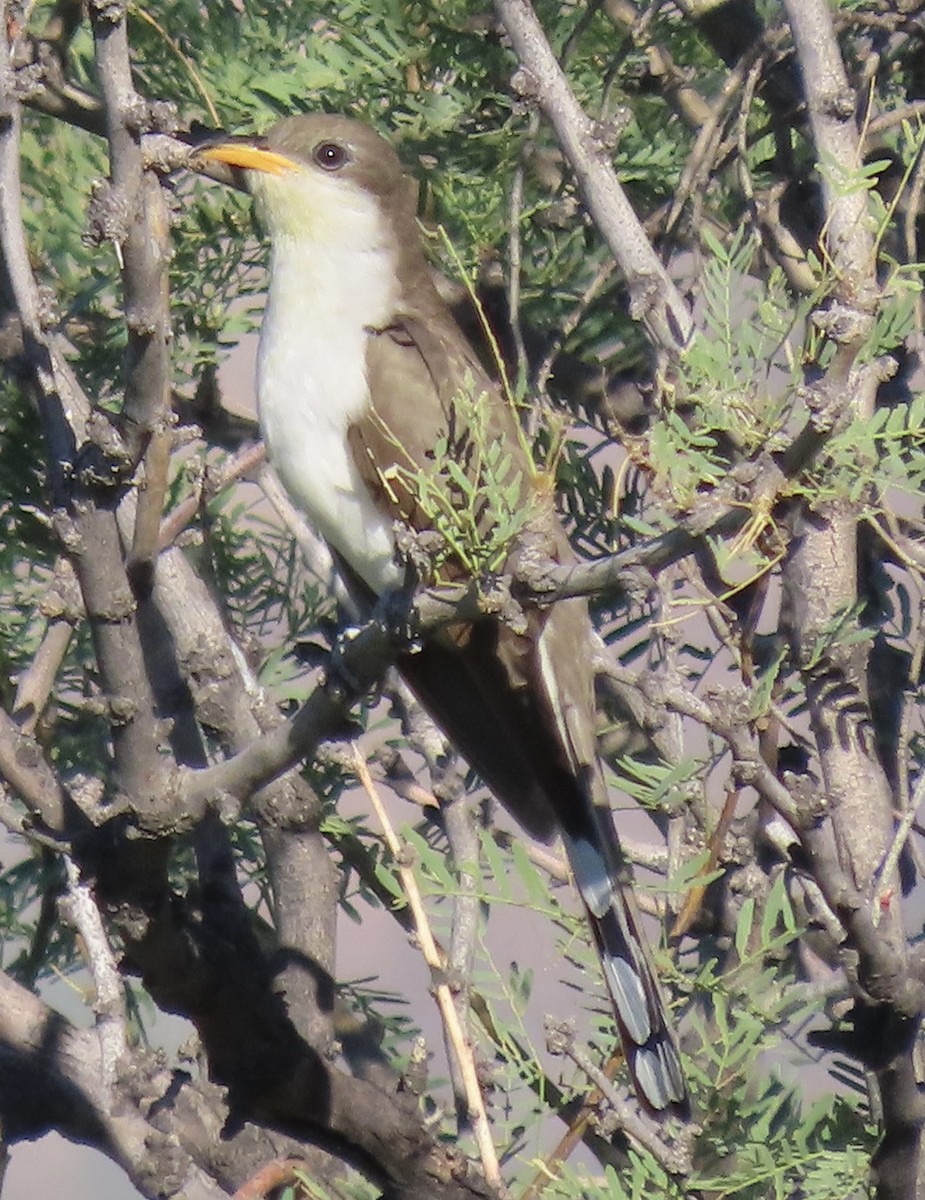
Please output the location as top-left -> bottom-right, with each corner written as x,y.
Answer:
196,143 -> 298,176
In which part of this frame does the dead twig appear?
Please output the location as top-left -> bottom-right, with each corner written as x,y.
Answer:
351,745 -> 501,1188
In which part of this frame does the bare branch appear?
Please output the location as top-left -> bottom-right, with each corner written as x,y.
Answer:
156,441 -> 266,554
88,0 -> 173,463
60,856 -> 127,1096
13,619 -> 73,736
491,0 -> 693,359
0,706 -> 68,832
12,557 -> 83,738
784,0 -> 876,302
545,1018 -> 691,1172
0,969 -> 204,1195
351,746 -> 501,1188
1,11 -> 170,838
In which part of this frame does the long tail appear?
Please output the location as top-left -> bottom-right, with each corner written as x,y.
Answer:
387,582 -> 689,1114
562,814 -> 688,1116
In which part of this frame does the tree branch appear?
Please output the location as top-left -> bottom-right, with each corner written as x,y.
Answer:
491,0 -> 693,359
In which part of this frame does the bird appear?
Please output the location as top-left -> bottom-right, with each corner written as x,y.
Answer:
196,113 -> 688,1116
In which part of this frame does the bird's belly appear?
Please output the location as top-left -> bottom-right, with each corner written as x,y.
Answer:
257,331 -> 401,595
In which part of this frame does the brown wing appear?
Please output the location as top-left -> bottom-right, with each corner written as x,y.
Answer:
348,312 -> 593,836
349,313 -> 529,548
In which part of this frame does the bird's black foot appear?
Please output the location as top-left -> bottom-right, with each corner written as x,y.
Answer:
325,622 -> 373,698
375,585 -> 424,654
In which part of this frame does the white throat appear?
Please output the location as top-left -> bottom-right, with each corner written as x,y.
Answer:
255,180 -> 403,594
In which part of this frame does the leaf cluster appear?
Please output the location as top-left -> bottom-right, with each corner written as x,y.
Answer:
377,382 -> 530,579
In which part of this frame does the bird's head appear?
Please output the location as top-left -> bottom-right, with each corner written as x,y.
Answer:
196,114 -> 421,257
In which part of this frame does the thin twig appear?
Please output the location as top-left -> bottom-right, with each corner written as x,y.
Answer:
351,745 -> 501,1188
896,594 -> 925,821
535,258 -> 616,399
665,48 -> 756,236
873,766 -> 925,924
12,617 -> 73,736
156,440 -> 266,553
492,0 -> 692,358
507,113 -> 539,401
602,0 -> 711,130
128,4 -> 220,123
443,790 -> 482,1130
735,57 -> 764,213
60,856 -> 127,1097
903,136 -> 925,338
384,680 -> 481,1126
545,1019 -> 690,1171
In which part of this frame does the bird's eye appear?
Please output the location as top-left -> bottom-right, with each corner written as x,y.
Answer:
313,141 -> 348,171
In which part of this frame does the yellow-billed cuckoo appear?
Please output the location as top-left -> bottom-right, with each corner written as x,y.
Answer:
198,114 -> 687,1116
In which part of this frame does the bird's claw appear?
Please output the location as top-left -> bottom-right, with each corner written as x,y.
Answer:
325,623 -> 369,697
375,586 -> 424,654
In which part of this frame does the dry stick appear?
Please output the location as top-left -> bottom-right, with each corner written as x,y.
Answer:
128,4 -> 220,124
544,1020 -> 686,1171
320,761 -> 618,1170
873,762 -> 925,925
128,422 -> 172,575
735,56 -> 765,212
602,0 -> 711,130
13,617 -> 73,735
671,783 -> 739,941
518,1052 -> 624,1200
347,733 -> 683,1172
443,790 -> 481,1131
664,45 -> 758,236
534,257 -> 615,400
869,101 -> 925,136
492,0 -> 692,359
389,684 -> 481,1131
507,108 -> 541,415
157,440 -> 267,553
60,855 -> 127,1096
895,597 -> 925,835
903,137 -> 925,338
373,745 -> 442,811
350,745 -> 501,1189
232,1158 -> 305,1200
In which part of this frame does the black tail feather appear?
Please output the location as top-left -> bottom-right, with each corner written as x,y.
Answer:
564,826 -> 688,1117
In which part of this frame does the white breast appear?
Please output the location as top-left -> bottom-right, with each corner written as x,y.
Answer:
256,212 -> 403,595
